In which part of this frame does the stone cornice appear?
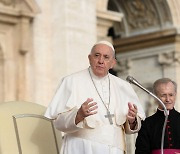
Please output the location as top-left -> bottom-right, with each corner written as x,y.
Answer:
114,28 -> 178,53
97,10 -> 123,23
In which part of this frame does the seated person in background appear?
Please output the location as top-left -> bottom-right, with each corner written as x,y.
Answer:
45,40 -> 145,154
135,78 -> 180,154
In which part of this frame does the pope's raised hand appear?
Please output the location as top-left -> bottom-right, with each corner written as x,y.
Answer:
75,98 -> 98,124
127,102 -> 137,125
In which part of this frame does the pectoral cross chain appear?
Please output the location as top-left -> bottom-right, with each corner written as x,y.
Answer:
88,68 -> 114,125
105,111 -> 114,125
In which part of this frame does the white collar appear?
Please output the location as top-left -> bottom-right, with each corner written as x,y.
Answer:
89,66 -> 109,81
157,108 -> 169,116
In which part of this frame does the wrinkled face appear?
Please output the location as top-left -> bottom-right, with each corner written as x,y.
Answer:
156,82 -> 176,110
88,44 -> 116,77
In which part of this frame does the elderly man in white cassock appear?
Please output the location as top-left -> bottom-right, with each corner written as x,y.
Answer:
45,40 -> 145,154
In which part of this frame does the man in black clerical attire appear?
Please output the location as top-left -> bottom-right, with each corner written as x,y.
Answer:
135,78 -> 180,154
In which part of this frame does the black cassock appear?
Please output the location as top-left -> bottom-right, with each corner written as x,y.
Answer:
135,108 -> 180,154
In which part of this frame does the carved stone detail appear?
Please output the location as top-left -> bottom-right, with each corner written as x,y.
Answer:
114,59 -> 132,73
0,0 -> 40,54
125,0 -> 158,30
158,51 -> 180,66
0,0 -> 40,102
108,0 -> 172,37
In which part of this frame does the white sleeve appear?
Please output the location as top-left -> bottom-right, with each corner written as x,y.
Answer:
54,108 -> 84,133
124,116 -> 141,134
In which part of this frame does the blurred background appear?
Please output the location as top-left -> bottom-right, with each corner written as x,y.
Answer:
1,0 -> 180,153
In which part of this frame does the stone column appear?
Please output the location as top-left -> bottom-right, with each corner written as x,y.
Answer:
33,0 -> 98,106
0,46 -> 4,101
0,0 -> 40,102
96,0 -> 123,42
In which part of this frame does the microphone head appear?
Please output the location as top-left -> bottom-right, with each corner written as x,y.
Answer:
126,76 -> 134,84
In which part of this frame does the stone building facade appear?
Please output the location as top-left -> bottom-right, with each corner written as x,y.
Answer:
0,0 -> 122,106
1,0 -> 180,153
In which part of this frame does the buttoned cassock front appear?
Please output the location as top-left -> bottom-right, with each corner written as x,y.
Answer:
135,108 -> 180,154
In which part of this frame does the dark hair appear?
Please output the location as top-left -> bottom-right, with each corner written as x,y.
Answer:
153,78 -> 177,95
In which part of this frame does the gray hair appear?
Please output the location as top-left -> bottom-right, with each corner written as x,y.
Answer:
153,78 -> 177,95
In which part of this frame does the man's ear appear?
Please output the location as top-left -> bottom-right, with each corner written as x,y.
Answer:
88,54 -> 91,61
111,58 -> 116,69
88,54 -> 92,64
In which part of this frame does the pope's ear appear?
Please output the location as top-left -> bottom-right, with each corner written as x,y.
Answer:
111,59 -> 116,68
88,54 -> 92,64
88,54 -> 91,60
114,59 -> 117,65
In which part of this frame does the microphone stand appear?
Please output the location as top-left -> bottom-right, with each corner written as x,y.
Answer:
127,77 -> 168,154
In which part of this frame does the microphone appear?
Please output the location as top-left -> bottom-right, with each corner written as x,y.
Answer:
126,76 -> 151,95
126,76 -> 168,116
126,76 -> 168,154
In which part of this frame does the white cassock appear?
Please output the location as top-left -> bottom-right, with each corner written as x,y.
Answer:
45,67 -> 145,154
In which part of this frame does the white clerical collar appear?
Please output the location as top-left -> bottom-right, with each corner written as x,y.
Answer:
89,66 -> 109,80
157,108 -> 169,116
